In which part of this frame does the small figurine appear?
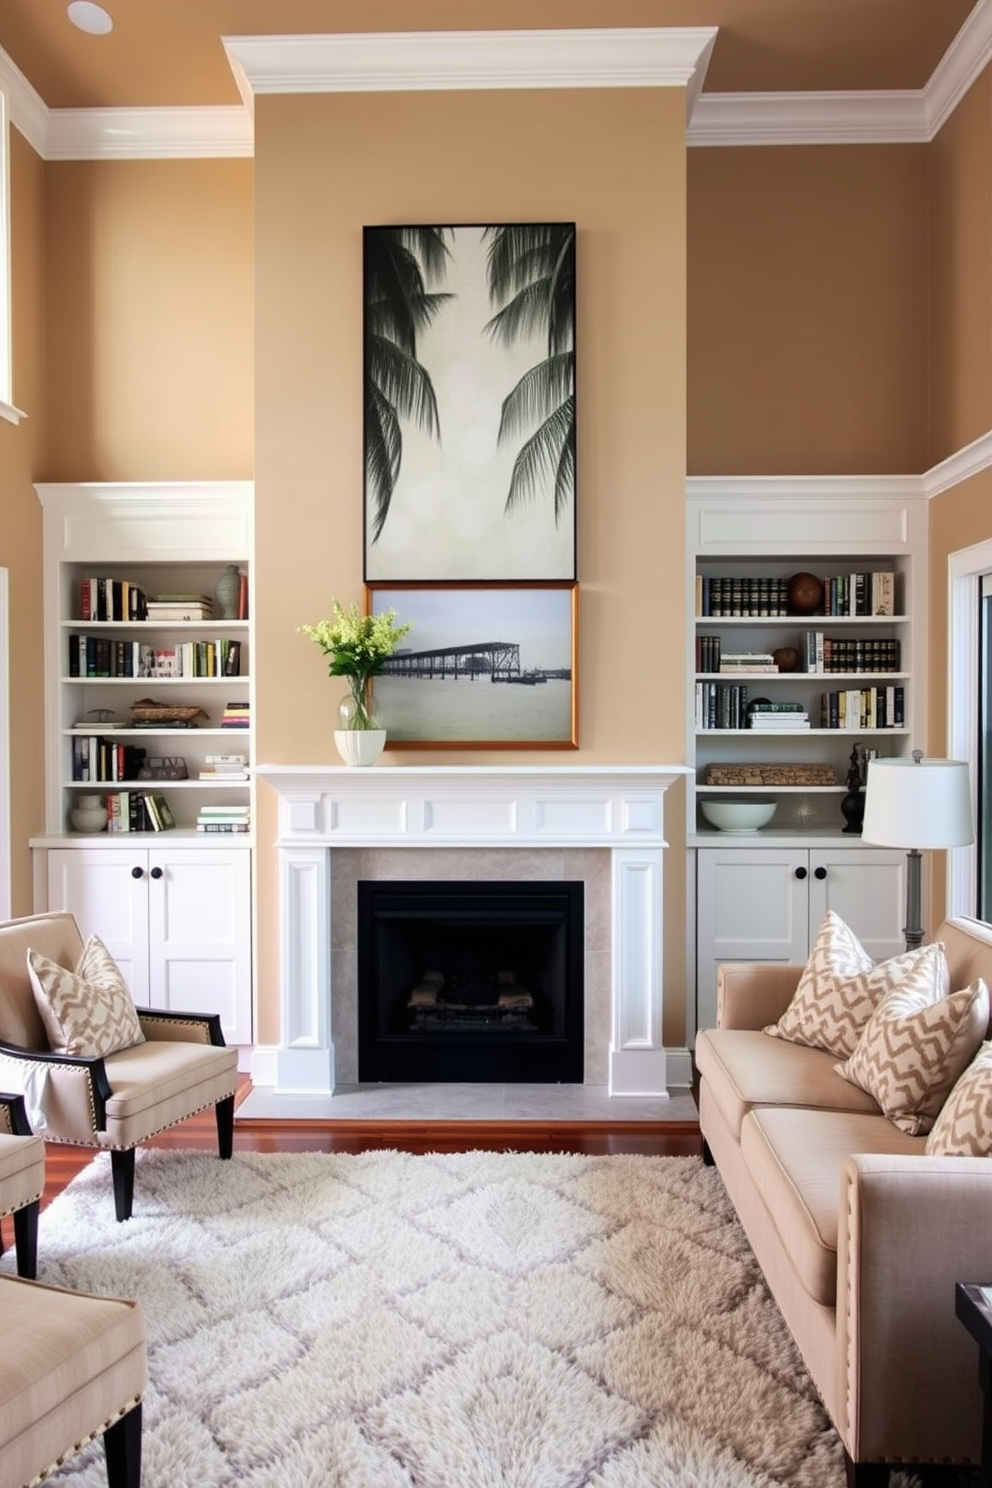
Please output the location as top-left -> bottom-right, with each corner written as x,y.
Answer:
840,745 -> 865,834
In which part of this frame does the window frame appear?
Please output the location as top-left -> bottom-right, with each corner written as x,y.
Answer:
948,537 -> 992,919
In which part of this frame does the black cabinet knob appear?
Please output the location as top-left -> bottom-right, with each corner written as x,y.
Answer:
814,866 -> 827,880
795,866 -> 807,880
150,866 -> 164,880
131,865 -> 144,879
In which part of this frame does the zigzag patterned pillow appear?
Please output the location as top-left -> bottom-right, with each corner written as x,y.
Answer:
926,1039 -> 992,1155
764,911 -> 948,1058
836,977 -> 989,1135
27,935 -> 145,1058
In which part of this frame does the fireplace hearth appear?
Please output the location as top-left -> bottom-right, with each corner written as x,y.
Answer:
357,881 -> 584,1083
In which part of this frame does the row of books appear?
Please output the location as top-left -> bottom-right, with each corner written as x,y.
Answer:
819,687 -> 905,730
696,638 -> 781,673
89,790 -> 175,832
71,736 -> 147,783
68,637 -> 242,679
800,633 -> 901,673
695,571 -> 897,618
196,804 -> 251,834
80,577 -> 148,622
695,683 -> 751,731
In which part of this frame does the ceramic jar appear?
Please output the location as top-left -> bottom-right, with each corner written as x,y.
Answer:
70,794 -> 108,833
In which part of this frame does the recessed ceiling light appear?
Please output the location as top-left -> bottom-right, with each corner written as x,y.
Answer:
67,2 -> 113,35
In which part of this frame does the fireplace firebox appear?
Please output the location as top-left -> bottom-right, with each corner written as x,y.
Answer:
357,881 -> 584,1083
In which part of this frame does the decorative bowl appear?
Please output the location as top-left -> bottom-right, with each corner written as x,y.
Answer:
786,572 -> 824,615
700,799 -> 778,834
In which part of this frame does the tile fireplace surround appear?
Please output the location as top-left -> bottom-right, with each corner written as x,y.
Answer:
253,764 -> 690,1105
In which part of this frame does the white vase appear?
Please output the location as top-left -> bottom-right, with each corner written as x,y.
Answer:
334,729 -> 387,767
70,793 -> 108,833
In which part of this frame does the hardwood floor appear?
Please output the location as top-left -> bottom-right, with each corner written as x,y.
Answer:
29,1076 -> 704,1215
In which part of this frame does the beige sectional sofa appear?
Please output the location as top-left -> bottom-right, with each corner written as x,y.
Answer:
696,914 -> 992,1486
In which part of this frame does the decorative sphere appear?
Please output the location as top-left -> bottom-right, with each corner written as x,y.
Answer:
787,572 -> 825,615
772,646 -> 800,673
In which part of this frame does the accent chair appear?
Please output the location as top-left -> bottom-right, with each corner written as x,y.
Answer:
0,1090 -> 44,1277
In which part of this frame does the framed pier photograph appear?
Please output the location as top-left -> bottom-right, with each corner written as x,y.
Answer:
366,582 -> 578,748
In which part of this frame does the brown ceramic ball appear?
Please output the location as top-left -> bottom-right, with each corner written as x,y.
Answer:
772,646 -> 800,672
787,572 -> 824,615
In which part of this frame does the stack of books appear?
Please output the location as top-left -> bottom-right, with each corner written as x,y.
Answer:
145,594 -> 214,622
198,753 -> 249,781
196,804 -> 251,834
748,702 -> 810,731
220,701 -> 250,729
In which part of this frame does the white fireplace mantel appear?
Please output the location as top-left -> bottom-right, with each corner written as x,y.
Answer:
255,764 -> 690,1098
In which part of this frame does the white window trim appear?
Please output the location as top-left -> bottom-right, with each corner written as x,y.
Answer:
948,537 -> 992,918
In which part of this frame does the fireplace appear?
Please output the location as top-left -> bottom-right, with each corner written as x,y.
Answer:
357,880 -> 584,1082
254,764 -> 690,1099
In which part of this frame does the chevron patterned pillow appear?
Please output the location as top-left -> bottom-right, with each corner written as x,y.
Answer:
27,935 -> 146,1058
764,911 -> 949,1058
836,977 -> 989,1135
926,1039 -> 992,1154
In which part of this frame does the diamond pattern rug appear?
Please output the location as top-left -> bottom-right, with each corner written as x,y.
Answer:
5,1149 -> 921,1487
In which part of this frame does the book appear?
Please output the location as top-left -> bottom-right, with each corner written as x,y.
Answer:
146,792 -> 176,831
196,822 -> 251,832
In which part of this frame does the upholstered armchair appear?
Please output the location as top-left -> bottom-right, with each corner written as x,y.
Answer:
0,910 -> 238,1221
0,1273 -> 145,1488
0,1090 -> 44,1277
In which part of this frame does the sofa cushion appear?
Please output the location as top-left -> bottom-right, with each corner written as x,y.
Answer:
835,978 -> 988,1135
765,913 -> 948,1059
27,936 -> 145,1058
926,1040 -> 992,1155
695,1027 -> 881,1142
740,1107 -> 925,1308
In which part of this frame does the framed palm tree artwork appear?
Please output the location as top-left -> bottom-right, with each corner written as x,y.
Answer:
363,223 -> 577,582
366,582 -> 579,748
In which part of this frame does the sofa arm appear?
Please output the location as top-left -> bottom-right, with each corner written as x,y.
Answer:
138,1009 -> 227,1047
0,1044 -> 111,1140
837,1152 -> 992,1466
717,962 -> 802,1030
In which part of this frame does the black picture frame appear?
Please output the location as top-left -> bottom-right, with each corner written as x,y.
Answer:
363,223 -> 577,583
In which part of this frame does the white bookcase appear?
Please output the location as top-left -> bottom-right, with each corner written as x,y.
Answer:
685,476 -> 928,1042
29,482 -> 255,1048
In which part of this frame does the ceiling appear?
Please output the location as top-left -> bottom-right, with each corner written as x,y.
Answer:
0,0 -> 980,112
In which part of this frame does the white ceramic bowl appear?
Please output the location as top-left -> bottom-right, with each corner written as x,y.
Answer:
700,799 -> 777,834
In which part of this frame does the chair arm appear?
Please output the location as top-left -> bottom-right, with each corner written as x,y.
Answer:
0,1040 -> 111,1133
137,1008 -> 227,1047
0,1089 -> 32,1136
717,962 -> 802,1030
837,1153 -> 992,1464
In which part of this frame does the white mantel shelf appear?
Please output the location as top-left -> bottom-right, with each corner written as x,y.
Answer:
254,763 -> 690,1101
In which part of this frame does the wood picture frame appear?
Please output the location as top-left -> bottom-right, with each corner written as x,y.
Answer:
367,582 -> 578,749
363,223 -> 576,583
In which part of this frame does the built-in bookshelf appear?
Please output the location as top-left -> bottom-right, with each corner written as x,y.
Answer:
685,480 -> 927,839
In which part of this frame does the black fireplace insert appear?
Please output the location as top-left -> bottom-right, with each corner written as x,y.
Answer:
357,880 -> 584,1083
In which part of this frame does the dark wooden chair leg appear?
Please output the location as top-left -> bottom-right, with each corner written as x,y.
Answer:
216,1094 -> 234,1159
701,1138 -> 715,1167
103,1402 -> 142,1488
110,1149 -> 136,1222
12,1197 -> 38,1278
844,1454 -> 896,1487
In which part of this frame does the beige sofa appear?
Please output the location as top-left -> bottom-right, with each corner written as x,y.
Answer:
696,914 -> 992,1486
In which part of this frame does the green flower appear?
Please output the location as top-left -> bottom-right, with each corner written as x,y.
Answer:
299,600 -> 412,729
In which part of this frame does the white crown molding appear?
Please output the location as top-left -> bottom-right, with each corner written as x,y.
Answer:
686,474 -> 925,503
223,28 -> 719,113
923,428 -> 992,498
44,106 -> 252,160
0,3 -> 989,158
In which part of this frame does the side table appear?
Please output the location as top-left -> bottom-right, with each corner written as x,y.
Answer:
955,1281 -> 992,1485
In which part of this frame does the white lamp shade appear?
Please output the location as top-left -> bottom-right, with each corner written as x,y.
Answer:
862,758 -> 975,850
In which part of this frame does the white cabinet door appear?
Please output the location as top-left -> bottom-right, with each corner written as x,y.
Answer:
46,847 -> 151,1001
808,847 -> 906,963
146,846 -> 251,1043
44,844 -> 251,1045
696,847 -> 809,1032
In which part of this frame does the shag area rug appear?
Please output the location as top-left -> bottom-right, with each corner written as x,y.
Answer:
8,1150 -> 924,1488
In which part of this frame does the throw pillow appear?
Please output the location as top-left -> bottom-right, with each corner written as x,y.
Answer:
926,1040 -> 992,1155
836,977 -> 989,1135
27,935 -> 145,1058
764,910 -> 949,1058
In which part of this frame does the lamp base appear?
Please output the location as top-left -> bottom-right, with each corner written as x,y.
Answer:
903,847 -> 924,952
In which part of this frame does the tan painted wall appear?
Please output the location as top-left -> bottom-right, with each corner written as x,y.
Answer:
252,87 -> 690,1045
42,159 -> 254,480
928,68 -> 992,467
0,132 -> 47,914
687,144 -> 929,474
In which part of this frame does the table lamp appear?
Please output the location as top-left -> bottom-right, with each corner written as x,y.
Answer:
861,751 -> 975,951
